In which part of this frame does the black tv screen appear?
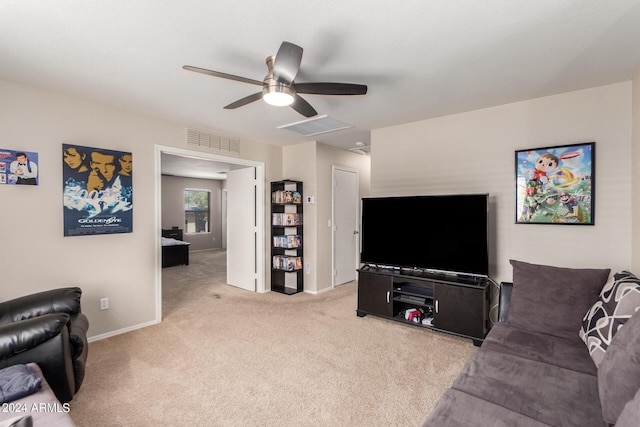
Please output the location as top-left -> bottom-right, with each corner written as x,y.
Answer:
360,194 -> 489,276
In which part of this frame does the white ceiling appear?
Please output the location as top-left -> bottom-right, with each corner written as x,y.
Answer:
2,1 -> 640,152
160,152 -> 234,180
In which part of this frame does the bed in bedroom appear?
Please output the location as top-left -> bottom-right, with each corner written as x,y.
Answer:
161,228 -> 190,268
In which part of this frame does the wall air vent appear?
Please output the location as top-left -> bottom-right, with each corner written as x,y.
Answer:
186,128 -> 240,155
277,115 -> 352,136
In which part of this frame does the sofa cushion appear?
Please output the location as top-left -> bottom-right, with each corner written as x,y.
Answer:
615,387 -> 640,427
598,309 -> 640,424
422,388 -> 551,427
481,323 -> 596,376
579,270 -> 640,367
509,260 -> 610,340
452,348 -> 605,427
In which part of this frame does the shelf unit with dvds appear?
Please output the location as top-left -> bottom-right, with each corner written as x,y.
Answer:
271,180 -> 303,295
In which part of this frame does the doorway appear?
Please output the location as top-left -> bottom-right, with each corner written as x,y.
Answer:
332,166 -> 359,287
155,145 -> 265,321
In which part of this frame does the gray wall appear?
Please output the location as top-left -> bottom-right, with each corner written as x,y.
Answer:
1,78 -> 283,340
161,175 -> 224,251
372,82 -> 634,284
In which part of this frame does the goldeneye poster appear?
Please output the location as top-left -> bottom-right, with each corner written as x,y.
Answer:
63,144 -> 133,236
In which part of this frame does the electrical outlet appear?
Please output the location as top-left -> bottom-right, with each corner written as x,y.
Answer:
100,298 -> 109,311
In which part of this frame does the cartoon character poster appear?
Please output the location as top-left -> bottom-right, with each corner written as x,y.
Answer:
63,144 -> 133,236
0,149 -> 39,185
515,142 -> 594,225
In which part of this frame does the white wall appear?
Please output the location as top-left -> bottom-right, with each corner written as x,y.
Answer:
0,79 -> 282,339
372,82 -> 633,283
3,75 -> 634,338
633,72 -> 640,273
316,143 -> 370,292
281,141 -> 370,293
282,142 -> 318,292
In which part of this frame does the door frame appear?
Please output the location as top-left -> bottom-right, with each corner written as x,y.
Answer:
155,145 -> 265,322
331,165 -> 360,288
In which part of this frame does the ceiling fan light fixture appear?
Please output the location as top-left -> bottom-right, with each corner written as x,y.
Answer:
263,81 -> 295,107
185,41 -> 367,116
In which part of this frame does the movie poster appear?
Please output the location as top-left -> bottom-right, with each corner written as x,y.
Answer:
0,149 -> 39,185
63,144 -> 133,236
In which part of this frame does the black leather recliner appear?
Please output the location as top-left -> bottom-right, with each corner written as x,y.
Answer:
0,287 -> 89,403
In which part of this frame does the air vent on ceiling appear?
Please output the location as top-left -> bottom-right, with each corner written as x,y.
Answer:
277,115 -> 352,136
186,128 -> 240,155
348,145 -> 371,156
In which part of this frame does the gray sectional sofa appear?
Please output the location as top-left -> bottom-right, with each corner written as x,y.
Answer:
423,260 -> 640,427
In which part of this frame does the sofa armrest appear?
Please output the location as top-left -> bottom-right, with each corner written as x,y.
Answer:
68,313 -> 89,394
498,282 -> 513,323
0,288 -> 82,324
68,313 -> 89,361
0,313 -> 70,359
0,315 -> 76,403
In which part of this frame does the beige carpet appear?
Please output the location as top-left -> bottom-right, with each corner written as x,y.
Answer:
69,250 -> 476,426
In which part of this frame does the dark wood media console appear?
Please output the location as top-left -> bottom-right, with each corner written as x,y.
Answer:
356,266 -> 490,345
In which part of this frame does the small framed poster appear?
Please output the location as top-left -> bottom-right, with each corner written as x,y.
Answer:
0,149 -> 39,185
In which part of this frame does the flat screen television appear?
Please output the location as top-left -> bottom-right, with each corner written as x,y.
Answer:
360,194 -> 489,277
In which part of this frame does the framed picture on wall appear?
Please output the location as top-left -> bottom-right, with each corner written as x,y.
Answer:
0,149 -> 39,185
63,144 -> 133,236
515,142 -> 595,225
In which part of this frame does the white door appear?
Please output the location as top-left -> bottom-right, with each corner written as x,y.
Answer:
333,167 -> 358,286
226,167 -> 256,291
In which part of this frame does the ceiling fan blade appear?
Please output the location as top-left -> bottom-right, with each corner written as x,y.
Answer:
290,94 -> 317,117
292,82 -> 368,95
273,41 -> 303,84
224,92 -> 264,110
183,65 -> 263,86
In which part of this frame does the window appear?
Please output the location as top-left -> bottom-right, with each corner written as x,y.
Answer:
184,189 -> 210,233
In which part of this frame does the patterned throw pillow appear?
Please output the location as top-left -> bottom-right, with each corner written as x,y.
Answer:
579,271 -> 640,367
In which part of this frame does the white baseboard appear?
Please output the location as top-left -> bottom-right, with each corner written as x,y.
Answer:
189,248 -> 224,253
87,319 -> 160,343
304,286 -> 334,295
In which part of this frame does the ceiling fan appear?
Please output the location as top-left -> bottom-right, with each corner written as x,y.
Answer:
183,41 -> 368,117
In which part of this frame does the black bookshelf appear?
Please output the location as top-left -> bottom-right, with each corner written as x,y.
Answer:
271,180 -> 303,295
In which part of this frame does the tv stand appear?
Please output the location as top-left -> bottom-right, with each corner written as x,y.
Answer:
356,267 -> 490,345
